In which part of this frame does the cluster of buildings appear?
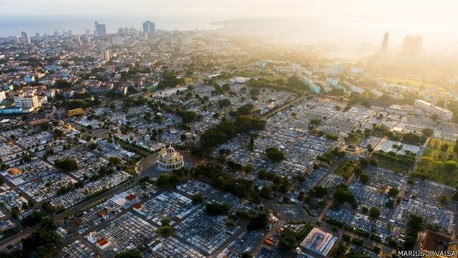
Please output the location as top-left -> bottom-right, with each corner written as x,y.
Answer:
379,31 -> 423,56
0,23 -> 457,258
414,99 -> 453,121
95,20 -> 156,38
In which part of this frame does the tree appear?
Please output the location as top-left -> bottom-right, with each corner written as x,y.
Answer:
53,129 -> 64,139
444,160 -> 457,172
249,135 -> 254,151
367,144 -> 374,153
309,186 -> 328,198
359,173 -> 369,184
453,188 -> 458,202
441,143 -> 450,152
157,70 -> 185,89
400,132 -> 426,145
108,156 -> 122,165
404,215 -> 423,249
278,226 -> 310,250
42,201 -> 55,214
247,212 -> 269,231
21,211 -> 46,227
249,88 -> 260,96
287,76 -> 307,90
205,202 -> 230,216
191,194 -> 203,204
218,99 -> 231,108
115,249 -> 142,258
154,114 -> 163,123
156,174 -> 181,188
11,206 -> 20,219
385,199 -> 394,208
54,80 -> 72,89
241,252 -> 253,258
260,186 -> 273,199
54,158 -> 78,172
333,184 -> 356,208
234,103 -> 255,116
388,188 -> 399,197
266,147 -> 285,162
200,116 -> 265,148
369,207 -> 381,219
279,229 -> 299,249
359,158 -> 369,168
157,219 -> 174,238
22,218 -> 61,258
438,194 -> 448,205
421,128 -> 434,138
242,164 -> 253,173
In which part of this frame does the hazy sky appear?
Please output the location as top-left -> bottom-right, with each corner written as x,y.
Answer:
1,0 -> 457,23
1,0 -> 458,46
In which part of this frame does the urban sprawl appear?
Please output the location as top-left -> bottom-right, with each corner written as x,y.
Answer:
0,21 -> 457,258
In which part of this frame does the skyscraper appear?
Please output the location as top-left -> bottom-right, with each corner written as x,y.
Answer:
21,31 -> 31,44
403,35 -> 422,56
142,21 -> 156,35
381,31 -> 389,55
94,22 -> 107,37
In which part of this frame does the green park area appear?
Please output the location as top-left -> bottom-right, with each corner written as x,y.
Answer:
413,138 -> 458,186
335,160 -> 356,180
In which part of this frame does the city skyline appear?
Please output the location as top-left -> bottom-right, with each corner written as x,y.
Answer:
1,1 -> 458,47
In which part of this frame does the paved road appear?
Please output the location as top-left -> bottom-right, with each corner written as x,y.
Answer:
398,137 -> 430,200
261,95 -> 305,119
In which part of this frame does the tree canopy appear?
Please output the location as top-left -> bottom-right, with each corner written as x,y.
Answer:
265,147 -> 285,162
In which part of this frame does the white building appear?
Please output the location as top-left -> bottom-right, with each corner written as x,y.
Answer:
0,91 -> 6,103
102,50 -> 110,61
14,91 -> 41,112
414,99 -> 453,121
157,146 -> 185,171
229,77 -> 250,84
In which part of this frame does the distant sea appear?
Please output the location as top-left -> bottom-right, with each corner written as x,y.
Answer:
1,14 -> 458,51
0,15 -> 218,37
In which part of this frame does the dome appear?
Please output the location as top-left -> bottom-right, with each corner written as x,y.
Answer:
157,146 -> 185,171
346,144 -> 356,152
167,146 -> 175,154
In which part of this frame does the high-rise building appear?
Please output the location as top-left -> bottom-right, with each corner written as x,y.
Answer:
21,31 -> 31,44
403,35 -> 422,56
94,22 -> 107,37
142,21 -> 156,35
381,31 -> 389,55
